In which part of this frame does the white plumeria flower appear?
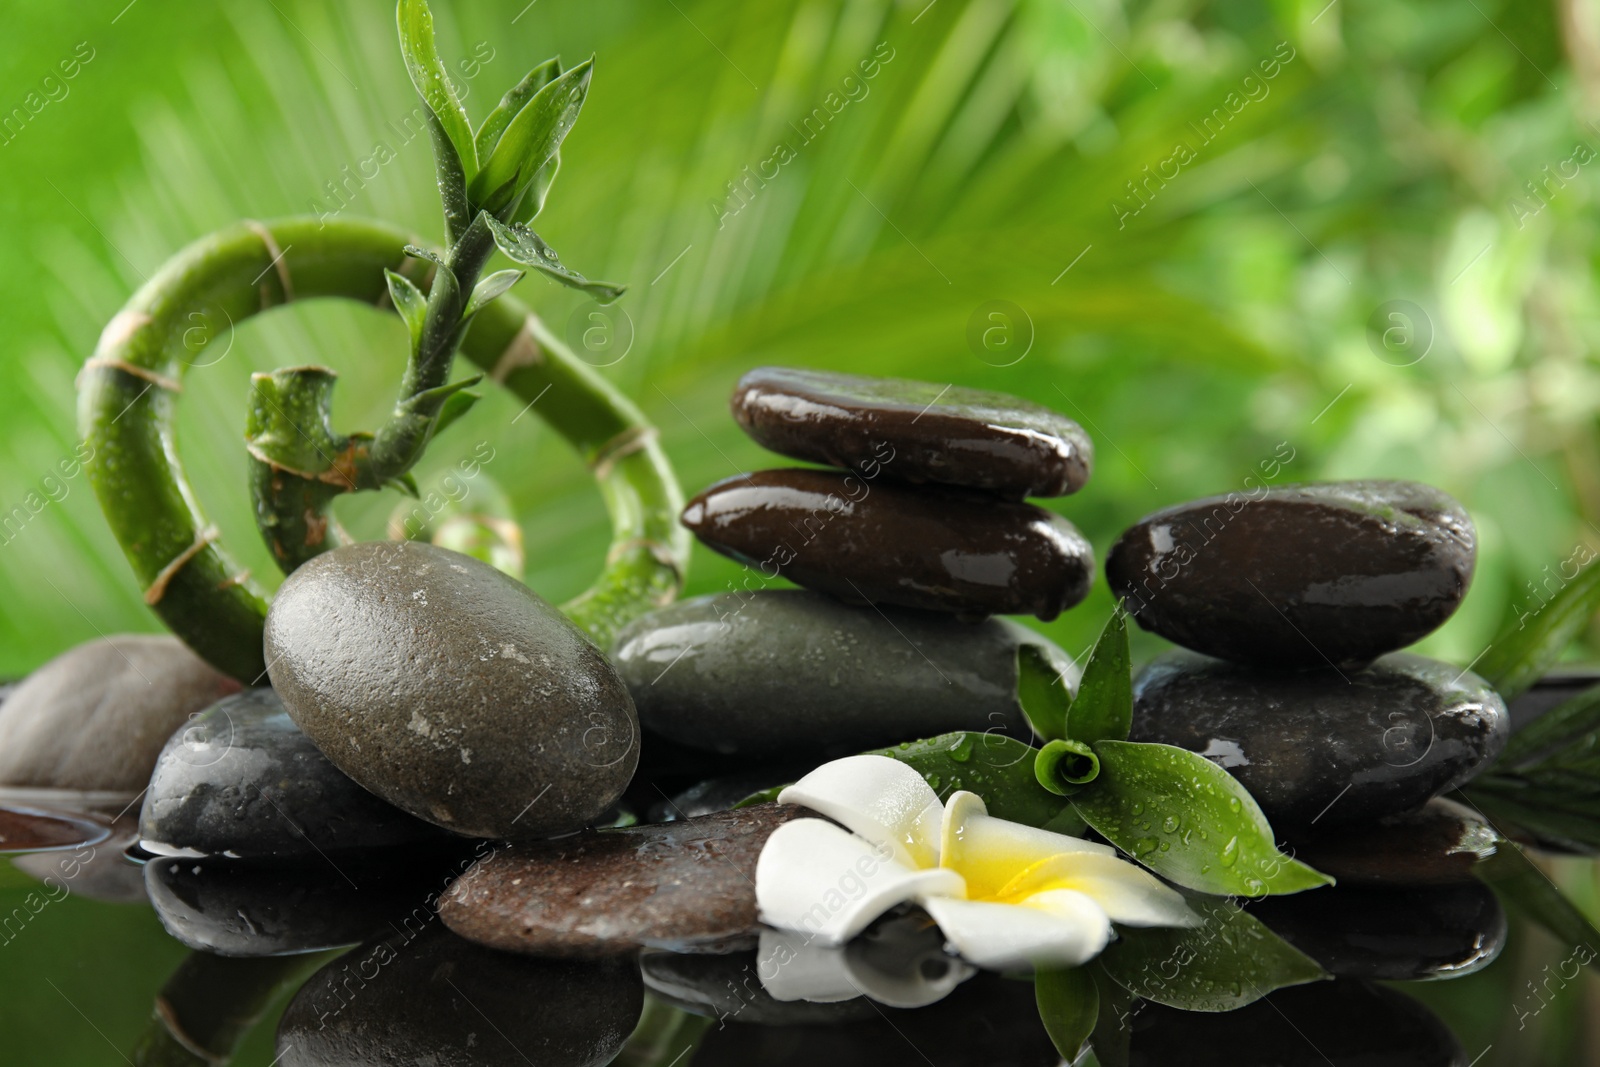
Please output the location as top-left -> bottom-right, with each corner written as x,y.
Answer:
755,754 -> 1199,974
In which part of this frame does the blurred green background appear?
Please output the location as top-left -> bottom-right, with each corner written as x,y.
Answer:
3,0 -> 1600,1062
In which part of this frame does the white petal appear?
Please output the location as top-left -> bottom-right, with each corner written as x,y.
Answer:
778,754 -> 945,868
756,818 -> 965,945
997,852 -> 1200,929
939,790 -> 1114,899
756,929 -> 861,1003
842,912 -> 976,1008
922,891 -> 1113,971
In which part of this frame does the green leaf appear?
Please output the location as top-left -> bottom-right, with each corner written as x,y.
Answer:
396,0 -> 476,176
511,155 -> 561,225
464,269 -> 524,317
1471,837 -> 1600,976
1035,738 -> 1100,796
385,472 -> 420,498
1466,783 -> 1600,853
1035,966 -> 1097,1063
475,58 -> 561,163
1068,608 -> 1132,746
1098,894 -> 1327,1012
1071,741 -> 1332,897
404,243 -> 446,268
1477,558 -> 1600,699
1495,682 -> 1600,770
866,732 -> 1084,832
468,59 -> 592,217
384,268 -> 427,348
1088,964 -> 1132,1067
431,387 -> 481,438
485,216 -> 626,304
425,109 -> 473,245
1017,643 -> 1071,741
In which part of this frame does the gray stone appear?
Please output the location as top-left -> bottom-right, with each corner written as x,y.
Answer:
440,803 -> 806,957
613,591 -> 1074,758
264,541 -> 638,840
0,635 -> 240,792
1130,651 -> 1508,829
276,924 -> 642,1067
1106,481 -> 1475,668
139,688 -> 456,861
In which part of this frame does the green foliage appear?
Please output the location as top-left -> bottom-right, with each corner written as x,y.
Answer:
1035,966 -> 1097,1062
867,732 -> 1083,832
487,216 -> 625,303
1016,643 -> 1071,741
1097,893 -> 1326,1012
468,60 -> 592,218
1471,837 -> 1600,976
1066,608 -> 1133,747
1479,563 -> 1600,699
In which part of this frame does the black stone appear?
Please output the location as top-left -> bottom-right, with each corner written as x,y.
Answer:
1126,979 -> 1466,1067
1130,651 -> 1508,829
1246,880 -> 1506,981
1106,481 -> 1475,668
692,972 -> 1058,1067
682,470 -> 1093,619
276,924 -> 642,1067
1290,798 -> 1499,886
264,541 -> 638,840
145,851 -> 473,957
139,688 -> 457,861
613,591 -> 1071,758
641,950 -> 878,1026
731,367 -> 1092,498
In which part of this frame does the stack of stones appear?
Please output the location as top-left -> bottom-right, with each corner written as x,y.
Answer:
1106,481 -> 1511,979
613,366 -> 1099,779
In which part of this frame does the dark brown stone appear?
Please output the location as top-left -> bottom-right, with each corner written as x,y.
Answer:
265,541 -> 638,840
1106,480 -> 1475,668
1291,798 -> 1499,886
440,803 -> 807,957
0,635 -> 241,793
682,469 -> 1093,619
731,367 -> 1092,498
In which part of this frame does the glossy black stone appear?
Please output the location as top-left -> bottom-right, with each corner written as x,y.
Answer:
276,924 -> 643,1067
139,688 -> 456,861
731,367 -> 1093,498
1130,651 -> 1508,829
1290,798 -> 1499,885
145,852 -> 470,957
1127,980 -> 1466,1067
613,591 -> 1072,758
1106,481 -> 1475,668
1246,881 -> 1507,981
265,541 -> 638,840
682,470 -> 1094,619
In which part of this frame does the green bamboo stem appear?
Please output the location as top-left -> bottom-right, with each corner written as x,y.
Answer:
80,216 -> 687,682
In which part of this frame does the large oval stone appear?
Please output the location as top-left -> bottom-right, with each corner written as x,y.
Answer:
1247,881 -> 1506,981
682,470 -> 1093,619
613,591 -> 1074,758
277,925 -> 642,1067
1130,651 -> 1508,829
265,541 -> 638,840
1290,798 -> 1498,886
1106,481 -> 1475,667
440,804 -> 806,957
139,688 -> 456,861
0,635 -> 239,794
730,367 -> 1092,499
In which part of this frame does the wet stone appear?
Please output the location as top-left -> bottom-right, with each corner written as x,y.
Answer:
1246,880 -> 1507,981
1127,979 -> 1465,1067
0,635 -> 240,793
650,768 -> 810,822
277,924 -> 643,1067
139,688 -> 456,861
731,367 -> 1093,499
1290,798 -> 1499,886
145,853 -> 463,957
642,950 -> 879,1026
614,591 -> 1074,758
682,470 -> 1094,620
1106,480 -> 1475,668
1130,651 -> 1508,829
265,541 -> 639,840
440,803 -> 807,957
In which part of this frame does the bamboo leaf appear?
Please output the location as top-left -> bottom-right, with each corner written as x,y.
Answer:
1068,608 -> 1132,746
868,732 -> 1085,832
384,268 -> 427,348
1072,741 -> 1332,897
1496,682 -> 1600,770
396,0 -> 476,177
1016,643 -> 1071,741
1477,560 -> 1600,699
475,58 -> 560,162
486,215 -> 625,303
464,269 -> 524,317
1035,966 -> 1097,1063
1472,838 -> 1600,975
468,59 -> 591,217
1098,894 -> 1327,1012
